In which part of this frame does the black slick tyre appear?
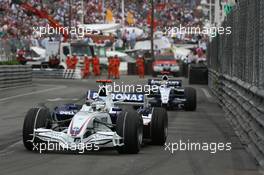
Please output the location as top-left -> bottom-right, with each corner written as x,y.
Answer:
116,110 -> 143,154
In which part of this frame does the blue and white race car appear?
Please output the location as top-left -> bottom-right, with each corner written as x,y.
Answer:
147,75 -> 197,111
22,80 -> 168,154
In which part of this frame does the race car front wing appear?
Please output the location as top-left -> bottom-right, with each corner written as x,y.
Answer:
28,128 -> 124,151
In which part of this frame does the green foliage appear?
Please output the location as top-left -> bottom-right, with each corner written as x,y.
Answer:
0,60 -> 20,65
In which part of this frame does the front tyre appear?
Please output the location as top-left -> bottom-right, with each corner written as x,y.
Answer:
151,107 -> 168,145
23,107 -> 51,151
116,110 -> 143,154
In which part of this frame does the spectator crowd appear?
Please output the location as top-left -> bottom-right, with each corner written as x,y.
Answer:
0,0 -> 208,60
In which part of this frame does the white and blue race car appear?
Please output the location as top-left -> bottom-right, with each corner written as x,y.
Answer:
147,76 -> 197,111
22,80 -> 168,154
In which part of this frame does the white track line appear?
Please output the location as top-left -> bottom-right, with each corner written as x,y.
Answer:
8,140 -> 22,148
0,86 -> 66,102
201,88 -> 212,99
0,140 -> 21,156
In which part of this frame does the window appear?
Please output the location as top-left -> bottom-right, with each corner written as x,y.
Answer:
63,46 -> 70,56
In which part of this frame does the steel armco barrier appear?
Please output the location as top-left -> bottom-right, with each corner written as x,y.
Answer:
32,69 -> 82,79
209,69 -> 264,167
0,65 -> 32,88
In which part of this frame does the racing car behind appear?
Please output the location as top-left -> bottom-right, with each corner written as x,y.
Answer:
147,75 -> 196,111
152,54 -> 180,77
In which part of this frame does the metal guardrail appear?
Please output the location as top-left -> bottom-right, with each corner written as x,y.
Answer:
0,65 -> 32,88
32,69 -> 64,79
209,69 -> 264,167
32,69 -> 82,79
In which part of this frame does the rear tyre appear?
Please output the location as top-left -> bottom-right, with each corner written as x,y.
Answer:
116,109 -> 143,154
151,107 -> 168,145
23,107 -> 51,151
184,87 -> 197,111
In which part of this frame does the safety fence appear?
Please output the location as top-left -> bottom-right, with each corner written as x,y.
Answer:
0,65 -> 32,88
0,38 -> 32,61
208,0 -> 264,89
208,0 -> 264,167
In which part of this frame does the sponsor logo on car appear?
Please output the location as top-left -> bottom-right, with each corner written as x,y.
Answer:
87,90 -> 144,102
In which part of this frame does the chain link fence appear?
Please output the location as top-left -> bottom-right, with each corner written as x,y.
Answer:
208,0 -> 264,89
0,38 -> 31,61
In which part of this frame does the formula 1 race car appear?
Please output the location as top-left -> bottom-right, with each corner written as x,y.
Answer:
22,80 -> 168,154
152,54 -> 180,77
147,75 -> 197,111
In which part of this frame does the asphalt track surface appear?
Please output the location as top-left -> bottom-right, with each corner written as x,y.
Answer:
0,76 -> 263,175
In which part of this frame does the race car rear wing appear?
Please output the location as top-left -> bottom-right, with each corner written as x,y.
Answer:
148,79 -> 182,87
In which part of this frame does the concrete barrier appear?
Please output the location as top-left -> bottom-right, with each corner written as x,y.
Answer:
0,65 -> 32,88
209,69 -> 264,167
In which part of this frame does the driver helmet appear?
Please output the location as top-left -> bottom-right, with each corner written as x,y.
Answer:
91,99 -> 106,111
